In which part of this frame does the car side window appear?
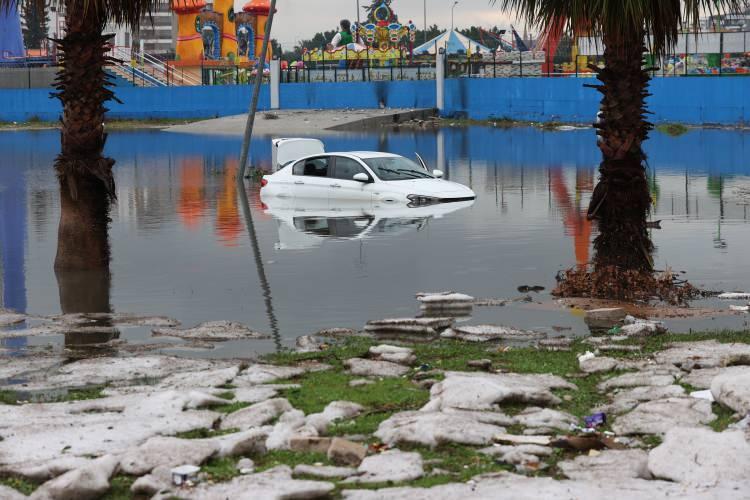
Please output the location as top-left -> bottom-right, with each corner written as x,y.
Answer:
292,160 -> 305,176
333,157 -> 369,181
298,157 -> 329,177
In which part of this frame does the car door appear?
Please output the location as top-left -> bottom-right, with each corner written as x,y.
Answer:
330,156 -> 376,202
291,156 -> 332,200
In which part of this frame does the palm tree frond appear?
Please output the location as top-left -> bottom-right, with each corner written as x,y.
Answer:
491,0 -> 749,57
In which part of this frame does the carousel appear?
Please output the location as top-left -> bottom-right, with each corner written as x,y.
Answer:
305,0 -> 417,63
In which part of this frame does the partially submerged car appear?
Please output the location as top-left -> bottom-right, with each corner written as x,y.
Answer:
261,138 -> 476,206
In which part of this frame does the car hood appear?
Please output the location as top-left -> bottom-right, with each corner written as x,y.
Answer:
380,179 -> 475,197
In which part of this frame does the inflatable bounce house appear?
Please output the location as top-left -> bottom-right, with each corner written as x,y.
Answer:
0,1 -> 25,63
305,0 -> 416,63
170,0 -> 273,81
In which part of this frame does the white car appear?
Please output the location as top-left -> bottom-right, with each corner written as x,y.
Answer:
261,138 -> 476,206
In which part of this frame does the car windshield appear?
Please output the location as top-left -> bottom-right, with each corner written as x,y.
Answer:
363,157 -> 433,181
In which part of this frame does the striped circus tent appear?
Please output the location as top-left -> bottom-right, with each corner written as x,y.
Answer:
413,30 -> 491,56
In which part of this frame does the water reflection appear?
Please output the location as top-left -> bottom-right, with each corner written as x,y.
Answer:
0,127 -> 749,353
261,197 -> 474,250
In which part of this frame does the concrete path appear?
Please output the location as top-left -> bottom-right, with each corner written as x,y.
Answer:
165,108 -> 435,137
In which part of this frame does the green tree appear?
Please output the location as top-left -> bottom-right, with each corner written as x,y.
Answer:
494,0 -> 743,288
21,0 -> 49,50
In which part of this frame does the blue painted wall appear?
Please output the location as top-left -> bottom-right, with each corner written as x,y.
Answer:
1,77 -> 748,124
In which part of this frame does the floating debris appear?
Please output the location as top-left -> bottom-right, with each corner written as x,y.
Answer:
718,292 -> 750,300
364,318 -> 454,337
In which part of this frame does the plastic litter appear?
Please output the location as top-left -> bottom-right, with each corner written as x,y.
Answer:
171,465 -> 200,486
607,326 -> 622,335
584,412 -> 607,429
690,389 -> 715,402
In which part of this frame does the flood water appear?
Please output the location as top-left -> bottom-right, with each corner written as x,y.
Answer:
2,126 -> 749,357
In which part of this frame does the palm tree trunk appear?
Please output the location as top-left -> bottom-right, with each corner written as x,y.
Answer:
53,0 -> 116,271
588,30 -> 654,273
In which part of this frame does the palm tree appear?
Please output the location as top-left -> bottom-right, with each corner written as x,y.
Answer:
1,0 -> 161,271
494,0 -> 743,290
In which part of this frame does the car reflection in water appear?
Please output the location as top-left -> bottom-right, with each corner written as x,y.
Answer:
261,196 -> 475,250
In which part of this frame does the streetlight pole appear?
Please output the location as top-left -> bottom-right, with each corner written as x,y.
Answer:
356,0 -> 361,43
424,0 -> 427,44
451,1 -> 458,32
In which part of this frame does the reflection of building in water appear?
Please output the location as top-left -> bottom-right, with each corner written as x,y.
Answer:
215,159 -> 243,247
178,158 -> 208,230
550,168 -> 593,268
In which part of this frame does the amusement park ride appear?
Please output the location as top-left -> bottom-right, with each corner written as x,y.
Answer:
169,0 -> 274,78
305,0 -> 418,63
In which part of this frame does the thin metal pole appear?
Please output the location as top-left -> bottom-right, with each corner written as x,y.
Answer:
238,0 -> 277,180
424,0 -> 428,44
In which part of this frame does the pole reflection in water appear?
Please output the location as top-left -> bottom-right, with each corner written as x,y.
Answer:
237,180 -> 281,351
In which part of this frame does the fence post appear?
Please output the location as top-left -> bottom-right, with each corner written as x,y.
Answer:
270,58 -> 280,109
519,51 -> 523,77
719,33 -> 723,76
436,47 -> 445,114
345,46 -> 349,81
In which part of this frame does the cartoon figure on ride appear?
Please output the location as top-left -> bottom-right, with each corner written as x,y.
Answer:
306,0 -> 416,63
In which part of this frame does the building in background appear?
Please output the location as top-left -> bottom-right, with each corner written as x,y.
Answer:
703,7 -> 750,31
105,3 -> 176,57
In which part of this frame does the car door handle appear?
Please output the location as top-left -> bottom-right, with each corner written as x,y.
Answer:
330,183 -> 342,188
294,181 -> 305,185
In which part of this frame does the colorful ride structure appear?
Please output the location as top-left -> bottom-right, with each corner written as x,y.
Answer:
305,0 -> 417,63
171,0 -> 273,65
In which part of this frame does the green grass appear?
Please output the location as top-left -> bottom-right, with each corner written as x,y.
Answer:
656,123 -> 690,136
0,476 -> 36,496
174,427 -> 240,439
101,475 -> 136,500
213,401 -> 252,414
710,403 -> 738,432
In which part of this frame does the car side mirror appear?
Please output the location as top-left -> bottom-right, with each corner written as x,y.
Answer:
353,173 -> 370,183
432,170 -> 444,179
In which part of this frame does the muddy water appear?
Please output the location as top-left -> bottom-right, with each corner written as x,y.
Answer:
1,127 -> 749,357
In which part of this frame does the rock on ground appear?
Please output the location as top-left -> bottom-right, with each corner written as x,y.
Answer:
648,427 -> 750,485
583,308 -> 627,329
595,385 -> 686,415
293,464 -> 357,479
307,401 -> 364,434
220,398 -> 293,430
598,370 -> 677,391
344,450 -> 424,484
341,472 -> 750,499
423,372 -> 576,411
440,325 -> 545,342
153,320 -> 269,341
119,436 -> 218,475
31,455 -> 119,500
710,366 -> 750,414
655,340 -> 750,369
513,407 -> 577,433
612,397 -> 715,435
364,318 -> 454,336
181,465 -> 334,499
327,438 -> 367,466
4,355 -> 224,391
579,355 -> 619,374
680,368 -> 725,389
344,358 -> 409,377
369,345 -> 416,365
0,390 -> 219,473
0,485 -> 27,500
559,450 -> 651,480
375,411 -> 506,448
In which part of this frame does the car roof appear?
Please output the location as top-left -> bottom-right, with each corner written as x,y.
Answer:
330,151 -> 402,160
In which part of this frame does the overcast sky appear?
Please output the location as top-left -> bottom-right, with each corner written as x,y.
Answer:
266,0 -> 521,49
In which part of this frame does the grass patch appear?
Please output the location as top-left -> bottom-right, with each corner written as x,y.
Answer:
215,391 -> 235,400
254,450 -> 331,471
174,427 -> 240,439
710,402 -> 738,432
202,457 -> 242,482
102,475 -> 136,500
656,123 -> 690,136
0,476 -> 37,496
